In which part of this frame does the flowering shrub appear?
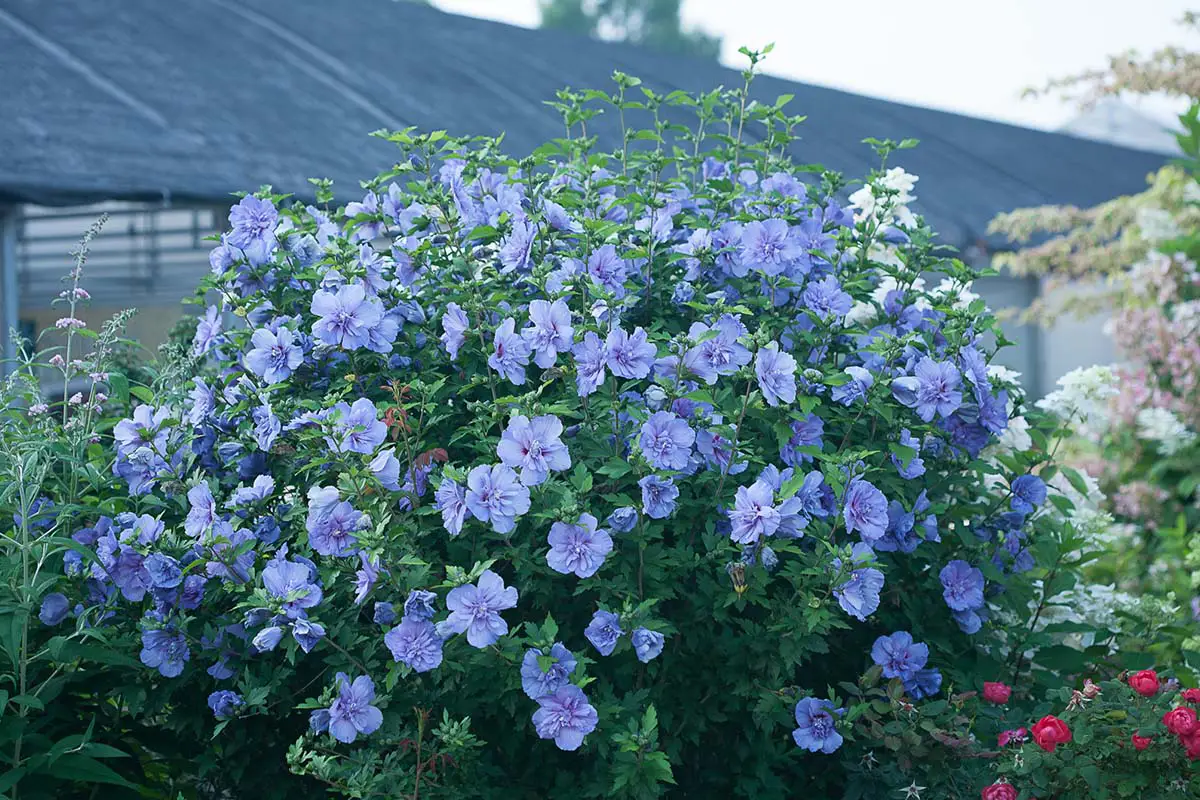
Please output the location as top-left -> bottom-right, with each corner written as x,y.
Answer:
988,20 -> 1200,680
6,54 -> 1195,798
985,670 -> 1200,797
993,132 -> 1200,672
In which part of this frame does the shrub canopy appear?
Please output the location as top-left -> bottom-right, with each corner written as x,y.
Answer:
10,60 -> 1174,799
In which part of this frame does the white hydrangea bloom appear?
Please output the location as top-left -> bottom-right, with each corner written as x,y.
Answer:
1035,583 -> 1174,650
1136,207 -> 1182,243
1172,300 -> 1200,333
892,205 -> 917,230
987,364 -> 1025,400
931,277 -> 981,311
1135,407 -> 1197,456
996,415 -> 1032,453
844,301 -> 878,327
1048,467 -> 1105,512
1035,365 -> 1118,429
1045,468 -> 1118,550
987,364 -> 1023,386
982,470 -> 1008,495
1184,180 -> 1200,205
847,185 -> 876,221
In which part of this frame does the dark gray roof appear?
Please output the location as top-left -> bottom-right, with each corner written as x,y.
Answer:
0,0 -> 1168,248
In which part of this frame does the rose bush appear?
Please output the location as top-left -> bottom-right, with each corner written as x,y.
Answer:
4,54 -> 1196,798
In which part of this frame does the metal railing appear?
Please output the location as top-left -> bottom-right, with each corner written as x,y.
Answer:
15,201 -> 222,308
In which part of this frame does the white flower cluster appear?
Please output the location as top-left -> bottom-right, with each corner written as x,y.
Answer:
869,274 -> 926,307
1127,250 -> 1197,300
982,390 -> 1031,462
1128,250 -> 1175,296
848,167 -> 919,230
994,415 -> 1032,453
987,364 -> 1024,391
1035,365 -> 1119,432
1135,407 -> 1197,456
1184,180 -> 1200,205
1047,469 -> 1121,549
1173,300 -> 1200,333
1135,207 -> 1183,244
931,277 -> 981,311
845,274 -> 930,326
1036,582 -> 1176,651
842,301 -> 876,327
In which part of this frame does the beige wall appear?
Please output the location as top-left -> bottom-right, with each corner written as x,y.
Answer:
1037,280 -> 1117,390
24,304 -> 191,390
29,304 -> 188,356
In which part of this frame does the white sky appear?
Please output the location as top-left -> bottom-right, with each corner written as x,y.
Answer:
433,0 -> 1195,130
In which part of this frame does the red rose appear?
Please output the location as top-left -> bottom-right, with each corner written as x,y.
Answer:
1129,669 -> 1160,697
1163,706 -> 1199,737
1031,715 -> 1072,752
1182,688 -> 1200,704
1131,734 -> 1153,751
981,783 -> 1017,800
982,682 -> 1012,704
1185,731 -> 1200,761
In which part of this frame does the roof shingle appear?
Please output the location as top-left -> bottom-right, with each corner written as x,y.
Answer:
0,0 -> 1167,248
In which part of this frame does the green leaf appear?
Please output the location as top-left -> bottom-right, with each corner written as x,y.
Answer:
0,768 -> 25,794
920,700 -> 948,716
1034,645 -> 1089,673
1121,650 -> 1157,671
642,704 -> 658,735
42,754 -> 136,788
824,371 -> 852,386
887,443 -> 916,466
1059,466 -> 1091,499
129,386 -> 155,404
8,694 -> 43,711
779,471 -> 807,499
78,743 -> 129,760
641,750 -> 676,784
597,459 -> 632,479
569,463 -> 593,494
107,373 -> 129,405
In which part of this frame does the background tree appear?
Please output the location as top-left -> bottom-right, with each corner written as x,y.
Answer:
538,0 -> 721,59
988,12 -> 1200,322
988,13 -> 1200,668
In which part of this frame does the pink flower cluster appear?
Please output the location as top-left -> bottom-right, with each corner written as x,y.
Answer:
1113,481 -> 1171,527
1109,306 -> 1200,426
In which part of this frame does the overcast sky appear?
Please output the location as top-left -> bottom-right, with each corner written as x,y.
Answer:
433,0 -> 1194,130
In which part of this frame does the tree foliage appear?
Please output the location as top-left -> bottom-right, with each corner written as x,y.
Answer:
539,0 -> 721,59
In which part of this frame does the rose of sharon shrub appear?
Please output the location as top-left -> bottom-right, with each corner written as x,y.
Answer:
43,62 -> 1165,797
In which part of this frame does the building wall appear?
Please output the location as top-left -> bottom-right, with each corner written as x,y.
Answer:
28,303 -> 190,357
971,273 -> 1043,392
1036,280 -> 1118,387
